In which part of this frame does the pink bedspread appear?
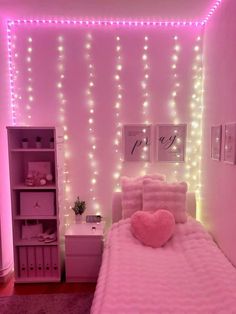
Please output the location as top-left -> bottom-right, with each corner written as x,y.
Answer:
91,217 -> 236,314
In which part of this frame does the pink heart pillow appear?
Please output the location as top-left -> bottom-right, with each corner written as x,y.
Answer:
130,210 -> 175,248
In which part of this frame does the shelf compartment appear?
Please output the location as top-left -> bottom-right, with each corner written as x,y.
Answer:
16,245 -> 60,281
9,151 -> 56,187
11,190 -> 57,216
7,127 -> 55,150
13,218 -> 58,243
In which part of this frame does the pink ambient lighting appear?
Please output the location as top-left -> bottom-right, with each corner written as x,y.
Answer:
6,0 -> 223,125
6,22 -> 17,125
203,0 -> 223,24
8,19 -> 204,28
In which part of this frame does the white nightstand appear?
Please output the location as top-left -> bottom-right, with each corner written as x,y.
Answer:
65,222 -> 104,282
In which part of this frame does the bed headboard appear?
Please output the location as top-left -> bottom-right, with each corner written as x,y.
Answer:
112,192 -> 196,223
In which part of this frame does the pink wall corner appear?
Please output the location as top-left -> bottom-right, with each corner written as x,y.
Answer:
202,0 -> 236,266
0,18 -> 14,276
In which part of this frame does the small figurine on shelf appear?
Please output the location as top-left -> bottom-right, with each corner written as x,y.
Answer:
39,178 -> 47,186
72,196 -> 86,224
25,174 -> 34,186
35,136 -> 42,148
21,138 -> 29,149
46,173 -> 53,183
49,137 -> 54,149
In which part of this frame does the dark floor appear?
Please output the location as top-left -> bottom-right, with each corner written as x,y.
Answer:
0,275 -> 96,296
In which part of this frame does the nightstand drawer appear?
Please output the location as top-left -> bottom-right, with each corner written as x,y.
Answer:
66,256 -> 101,282
65,237 -> 102,255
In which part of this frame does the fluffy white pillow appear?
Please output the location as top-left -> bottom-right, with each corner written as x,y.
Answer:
121,174 -> 165,219
142,179 -> 188,223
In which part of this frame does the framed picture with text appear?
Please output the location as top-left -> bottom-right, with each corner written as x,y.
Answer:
224,123 -> 236,164
211,125 -> 222,161
156,124 -> 187,162
123,124 -> 151,161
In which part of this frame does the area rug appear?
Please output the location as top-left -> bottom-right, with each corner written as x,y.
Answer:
0,292 -> 94,314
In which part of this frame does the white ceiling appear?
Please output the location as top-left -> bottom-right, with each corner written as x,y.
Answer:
0,0 -> 215,21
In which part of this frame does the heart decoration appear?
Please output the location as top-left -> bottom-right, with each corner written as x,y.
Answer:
130,209 -> 175,248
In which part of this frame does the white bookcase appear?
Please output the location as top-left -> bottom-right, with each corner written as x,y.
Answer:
7,126 -> 63,283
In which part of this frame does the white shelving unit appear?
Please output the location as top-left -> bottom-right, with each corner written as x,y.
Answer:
7,126 -> 63,283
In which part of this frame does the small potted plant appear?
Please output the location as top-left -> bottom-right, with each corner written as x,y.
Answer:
21,138 -> 29,149
35,136 -> 42,148
72,196 -> 86,223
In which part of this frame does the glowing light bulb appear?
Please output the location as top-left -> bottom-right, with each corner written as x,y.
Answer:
91,178 -> 96,185
142,54 -> 147,61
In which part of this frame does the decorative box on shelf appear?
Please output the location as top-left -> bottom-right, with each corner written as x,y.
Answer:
20,191 -> 55,216
65,222 -> 104,282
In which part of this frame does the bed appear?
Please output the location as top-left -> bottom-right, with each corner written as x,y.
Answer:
91,192 -> 236,314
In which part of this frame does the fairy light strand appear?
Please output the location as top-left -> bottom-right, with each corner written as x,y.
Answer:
11,33 -> 23,124
185,35 -> 203,218
168,35 -> 182,182
113,35 -> 123,192
6,21 -> 17,125
56,35 -> 71,228
140,35 -> 151,176
7,3 -> 224,123
84,32 -> 100,214
25,36 -> 34,122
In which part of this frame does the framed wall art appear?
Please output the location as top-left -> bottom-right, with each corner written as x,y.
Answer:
224,123 -> 236,164
123,124 -> 151,161
156,124 -> 187,162
211,125 -> 222,161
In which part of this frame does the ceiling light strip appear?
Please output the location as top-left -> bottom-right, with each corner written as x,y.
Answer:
7,19 -> 205,28
202,0 -> 223,24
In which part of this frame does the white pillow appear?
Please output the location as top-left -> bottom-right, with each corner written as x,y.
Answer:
121,174 -> 166,219
142,179 -> 188,223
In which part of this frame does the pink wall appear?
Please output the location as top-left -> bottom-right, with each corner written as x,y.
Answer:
6,24 -> 202,224
202,0 -> 236,265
